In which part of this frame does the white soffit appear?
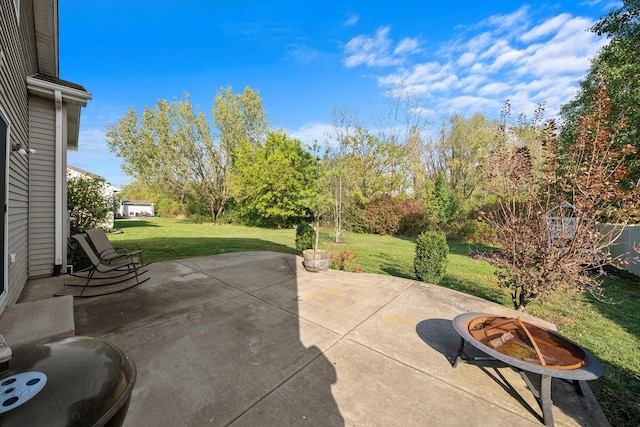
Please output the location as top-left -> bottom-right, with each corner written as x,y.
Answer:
33,0 -> 59,77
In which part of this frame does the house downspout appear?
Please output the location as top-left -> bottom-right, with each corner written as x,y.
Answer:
54,90 -> 63,275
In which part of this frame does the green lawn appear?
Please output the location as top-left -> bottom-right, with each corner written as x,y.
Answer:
110,217 -> 299,260
111,217 -> 639,426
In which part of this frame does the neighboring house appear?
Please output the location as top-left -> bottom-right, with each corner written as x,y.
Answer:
1,1 -> 91,314
67,165 -> 121,229
119,200 -> 155,217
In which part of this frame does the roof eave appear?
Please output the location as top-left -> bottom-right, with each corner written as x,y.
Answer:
26,75 -> 92,106
33,0 -> 59,77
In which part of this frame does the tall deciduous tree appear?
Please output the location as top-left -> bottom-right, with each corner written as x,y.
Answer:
106,87 -> 268,222
232,131 -> 315,227
327,107 -> 414,233
561,0 -> 640,183
429,113 -> 497,202
212,86 -> 268,149
372,90 -> 432,197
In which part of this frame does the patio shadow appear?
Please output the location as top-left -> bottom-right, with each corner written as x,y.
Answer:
70,252 -> 343,426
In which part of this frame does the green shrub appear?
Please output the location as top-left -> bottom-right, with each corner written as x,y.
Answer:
343,204 -> 367,234
414,231 -> 448,283
67,174 -> 117,235
448,217 -> 496,244
295,223 -> 315,254
67,238 -> 92,272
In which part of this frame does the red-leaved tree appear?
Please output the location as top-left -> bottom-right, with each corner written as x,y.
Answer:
479,81 -> 639,311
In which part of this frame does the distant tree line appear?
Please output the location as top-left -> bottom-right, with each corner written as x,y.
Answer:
106,85 -> 503,237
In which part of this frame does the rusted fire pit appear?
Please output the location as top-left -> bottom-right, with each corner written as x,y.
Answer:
452,312 -> 603,427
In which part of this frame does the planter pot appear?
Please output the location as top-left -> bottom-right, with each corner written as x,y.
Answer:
302,249 -> 331,273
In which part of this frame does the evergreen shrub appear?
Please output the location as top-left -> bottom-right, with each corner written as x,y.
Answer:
295,223 -> 315,254
414,231 -> 448,283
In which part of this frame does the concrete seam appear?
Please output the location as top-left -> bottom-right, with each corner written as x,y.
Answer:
344,338 -> 540,425
225,270 -> 417,425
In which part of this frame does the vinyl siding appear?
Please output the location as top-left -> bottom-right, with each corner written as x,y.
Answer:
28,96 -> 55,277
0,0 -> 39,308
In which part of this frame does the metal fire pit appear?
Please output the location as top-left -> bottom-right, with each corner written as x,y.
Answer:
452,312 -> 603,427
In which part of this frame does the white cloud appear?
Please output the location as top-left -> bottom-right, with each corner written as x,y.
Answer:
343,26 -> 420,68
457,74 -> 487,93
440,95 -> 499,114
457,52 -> 476,66
520,13 -> 572,42
379,62 -> 456,89
394,37 -> 420,56
580,0 -> 620,8
287,122 -> 334,145
286,45 -> 320,65
344,7 -> 607,118
478,39 -> 512,61
446,31 -> 492,61
478,82 -> 511,97
516,17 -> 607,78
469,62 -> 486,74
412,106 -> 436,117
490,48 -> 525,72
344,14 -> 360,26
481,6 -> 531,37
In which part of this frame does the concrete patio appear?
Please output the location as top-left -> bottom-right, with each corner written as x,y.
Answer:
16,251 -> 608,426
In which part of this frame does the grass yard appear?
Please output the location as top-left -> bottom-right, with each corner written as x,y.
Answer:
111,217 -> 639,426
111,217 -> 298,260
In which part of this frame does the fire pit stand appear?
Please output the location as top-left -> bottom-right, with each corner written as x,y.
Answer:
451,312 -> 603,427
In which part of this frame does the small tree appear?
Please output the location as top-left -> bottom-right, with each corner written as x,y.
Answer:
67,173 -> 117,270
301,144 -> 333,253
329,164 -> 346,243
67,174 -> 116,235
414,231 -> 448,283
434,172 -> 458,227
480,82 -> 639,311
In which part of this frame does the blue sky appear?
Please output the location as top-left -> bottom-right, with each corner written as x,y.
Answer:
61,1 -> 619,187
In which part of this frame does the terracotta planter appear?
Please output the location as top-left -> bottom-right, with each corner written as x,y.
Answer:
302,249 -> 331,273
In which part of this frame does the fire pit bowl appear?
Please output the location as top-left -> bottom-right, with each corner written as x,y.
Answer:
452,312 -> 603,427
466,314 -> 588,370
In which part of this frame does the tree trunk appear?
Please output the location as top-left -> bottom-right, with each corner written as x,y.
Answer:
314,218 -> 320,254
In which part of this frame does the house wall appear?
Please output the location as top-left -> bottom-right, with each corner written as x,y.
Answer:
1,0 -> 38,309
28,96 -> 56,277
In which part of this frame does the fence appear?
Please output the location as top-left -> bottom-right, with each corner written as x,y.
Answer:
603,224 -> 640,277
